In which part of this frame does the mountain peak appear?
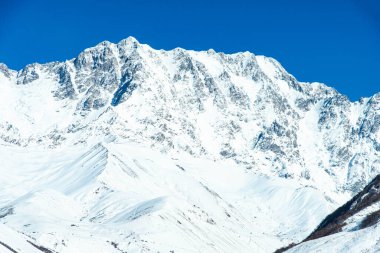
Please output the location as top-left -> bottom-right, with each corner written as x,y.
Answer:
0,37 -> 379,253
118,36 -> 140,47
0,37 -> 379,199
95,40 -> 113,48
0,63 -> 12,78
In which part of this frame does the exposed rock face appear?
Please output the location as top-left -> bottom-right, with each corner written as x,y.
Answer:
0,37 -> 379,195
16,64 -> 40,84
0,63 -> 13,79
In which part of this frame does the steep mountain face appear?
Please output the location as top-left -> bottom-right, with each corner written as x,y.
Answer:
0,37 -> 379,252
284,174 -> 380,253
1,37 -> 379,196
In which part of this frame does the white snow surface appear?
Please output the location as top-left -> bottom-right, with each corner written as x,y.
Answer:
0,223 -> 45,253
287,224 -> 380,253
0,37 -> 379,252
0,142 -> 334,252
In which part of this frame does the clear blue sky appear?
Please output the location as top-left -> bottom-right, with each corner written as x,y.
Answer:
0,0 -> 379,100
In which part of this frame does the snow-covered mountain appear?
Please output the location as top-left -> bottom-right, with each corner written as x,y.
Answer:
0,37 -> 379,252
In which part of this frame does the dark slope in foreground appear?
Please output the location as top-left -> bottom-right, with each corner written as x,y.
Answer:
276,174 -> 380,252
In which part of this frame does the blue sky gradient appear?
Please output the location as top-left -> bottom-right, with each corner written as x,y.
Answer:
0,0 -> 379,100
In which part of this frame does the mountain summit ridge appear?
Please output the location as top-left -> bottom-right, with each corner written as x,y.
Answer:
0,37 -> 379,196
0,37 -> 379,253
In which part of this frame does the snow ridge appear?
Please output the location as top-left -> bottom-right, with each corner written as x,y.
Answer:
285,175 -> 380,253
0,37 -> 379,252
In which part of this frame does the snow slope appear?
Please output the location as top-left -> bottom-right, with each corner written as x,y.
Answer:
285,175 -> 380,253
0,37 -> 379,252
0,142 -> 335,252
286,225 -> 380,253
0,223 -> 53,253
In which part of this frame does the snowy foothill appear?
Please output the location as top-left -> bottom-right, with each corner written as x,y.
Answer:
0,141 -> 339,253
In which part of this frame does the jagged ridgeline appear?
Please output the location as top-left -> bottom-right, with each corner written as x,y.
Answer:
0,36 -> 379,195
